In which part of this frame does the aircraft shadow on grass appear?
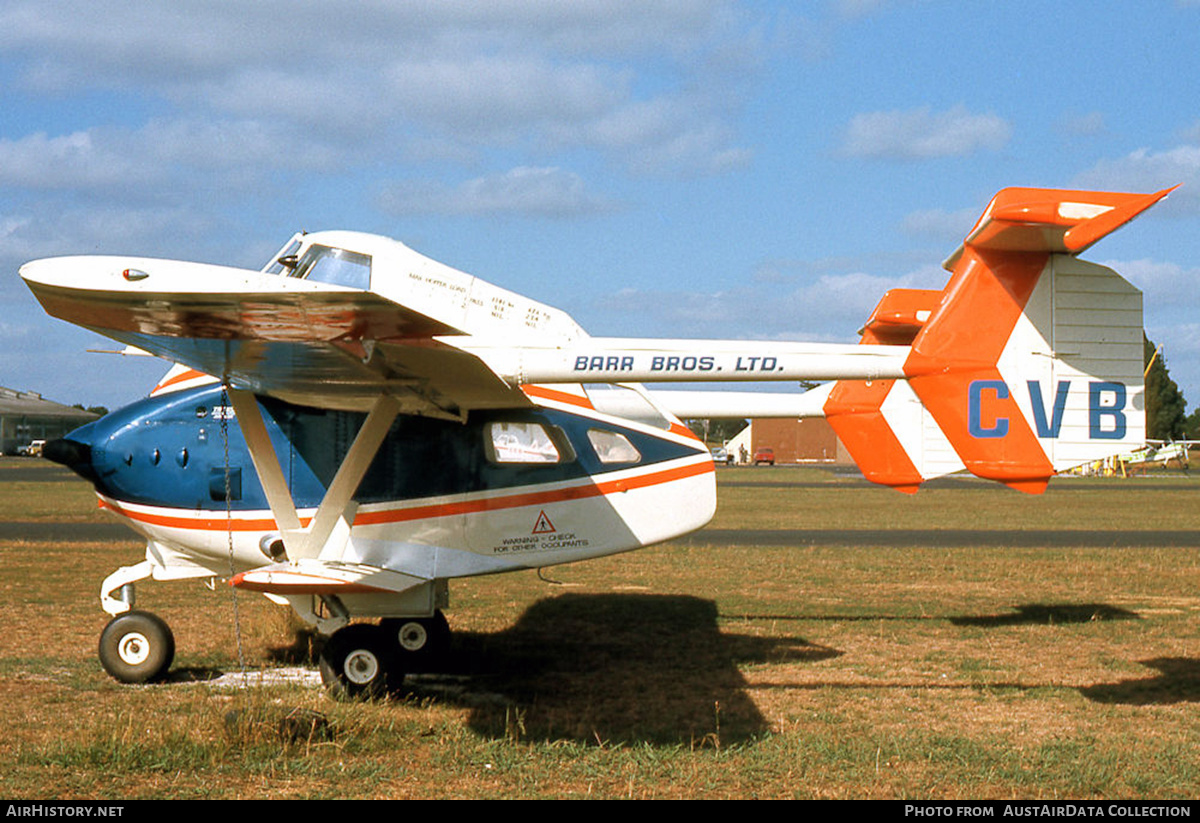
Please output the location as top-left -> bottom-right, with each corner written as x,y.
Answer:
949,602 -> 1141,627
246,597 -> 1193,739
407,593 -> 838,746
946,604 -> 1200,705
1079,657 -> 1200,705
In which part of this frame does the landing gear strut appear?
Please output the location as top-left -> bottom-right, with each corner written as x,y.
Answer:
98,610 -> 175,683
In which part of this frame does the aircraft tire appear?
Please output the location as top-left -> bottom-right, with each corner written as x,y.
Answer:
380,610 -> 451,672
98,610 -> 176,684
318,623 -> 401,699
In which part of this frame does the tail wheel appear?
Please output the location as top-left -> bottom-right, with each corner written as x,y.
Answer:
318,624 -> 401,699
98,611 -> 175,684
380,610 -> 451,672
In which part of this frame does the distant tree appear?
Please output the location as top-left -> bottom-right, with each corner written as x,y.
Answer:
1185,409 -> 1200,441
1144,335 -> 1187,441
72,404 -> 109,417
686,418 -> 749,444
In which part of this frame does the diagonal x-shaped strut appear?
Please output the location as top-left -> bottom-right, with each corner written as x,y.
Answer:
227,388 -> 401,560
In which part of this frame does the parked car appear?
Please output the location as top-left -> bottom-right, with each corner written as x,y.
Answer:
709,446 -> 733,465
753,447 -> 775,466
17,440 -> 45,457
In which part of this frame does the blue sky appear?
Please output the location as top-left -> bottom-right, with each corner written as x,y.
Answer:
3,0 -> 1200,413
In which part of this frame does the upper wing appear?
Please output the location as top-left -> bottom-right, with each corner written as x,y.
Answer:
20,233 -> 585,415
21,230 -> 890,414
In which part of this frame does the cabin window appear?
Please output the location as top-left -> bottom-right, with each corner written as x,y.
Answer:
587,429 -> 641,464
291,245 -> 372,290
486,422 -> 572,464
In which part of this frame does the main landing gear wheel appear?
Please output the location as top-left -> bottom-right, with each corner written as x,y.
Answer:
318,623 -> 402,699
98,610 -> 175,684
380,610 -> 451,672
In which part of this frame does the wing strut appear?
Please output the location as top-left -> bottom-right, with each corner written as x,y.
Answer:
302,394 -> 400,558
226,389 -> 400,560
228,388 -> 302,537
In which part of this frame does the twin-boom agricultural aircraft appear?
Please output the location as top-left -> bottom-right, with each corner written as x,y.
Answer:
20,185 -> 1173,696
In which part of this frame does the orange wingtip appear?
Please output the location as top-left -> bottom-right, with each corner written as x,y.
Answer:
825,379 -> 926,493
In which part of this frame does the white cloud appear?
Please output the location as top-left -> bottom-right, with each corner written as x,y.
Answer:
0,1 -> 752,178
386,56 -> 630,141
842,105 -> 1011,160
0,204 -> 217,273
900,207 -> 979,241
0,118 -> 341,202
1073,146 -> 1200,212
1100,258 -> 1200,318
590,263 -> 948,340
0,131 -> 140,190
378,167 -> 619,218
1102,257 -> 1200,408
0,1 -> 734,74
570,97 -> 754,175
137,118 -> 339,173
1056,111 -> 1106,137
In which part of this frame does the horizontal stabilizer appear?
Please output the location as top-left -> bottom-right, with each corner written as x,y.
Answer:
827,289 -> 962,492
944,186 -> 1176,270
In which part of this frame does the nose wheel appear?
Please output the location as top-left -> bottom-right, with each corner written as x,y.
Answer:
98,611 -> 176,683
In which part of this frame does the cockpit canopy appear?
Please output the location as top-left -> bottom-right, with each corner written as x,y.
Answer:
257,229 -> 589,344
264,236 -> 371,290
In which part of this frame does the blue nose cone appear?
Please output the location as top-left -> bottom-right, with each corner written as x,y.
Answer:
38,385 -> 274,512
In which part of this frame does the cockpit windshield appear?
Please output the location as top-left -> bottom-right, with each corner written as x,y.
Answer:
290,244 -> 372,290
263,238 -> 302,274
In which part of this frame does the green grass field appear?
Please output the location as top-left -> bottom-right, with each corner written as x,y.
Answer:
0,459 -> 1197,799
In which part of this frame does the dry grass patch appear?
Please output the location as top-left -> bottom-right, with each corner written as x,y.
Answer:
0,461 -> 1197,797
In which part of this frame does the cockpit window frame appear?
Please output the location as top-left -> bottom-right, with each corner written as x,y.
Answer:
290,244 -> 373,290
264,238 -> 303,275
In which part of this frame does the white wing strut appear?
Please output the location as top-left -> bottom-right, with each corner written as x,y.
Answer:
303,394 -> 400,559
228,388 -> 303,538
226,389 -> 400,560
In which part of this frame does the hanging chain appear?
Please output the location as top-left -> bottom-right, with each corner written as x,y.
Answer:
221,383 -> 248,677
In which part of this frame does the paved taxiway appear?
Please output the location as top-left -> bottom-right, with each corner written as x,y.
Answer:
3,461 -> 1197,549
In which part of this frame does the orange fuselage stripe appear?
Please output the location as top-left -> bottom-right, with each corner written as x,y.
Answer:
99,459 -> 714,532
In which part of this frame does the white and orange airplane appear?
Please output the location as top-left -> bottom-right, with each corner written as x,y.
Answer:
20,185 -> 1171,696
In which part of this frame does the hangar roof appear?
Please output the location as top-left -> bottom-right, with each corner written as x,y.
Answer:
0,386 -> 99,420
